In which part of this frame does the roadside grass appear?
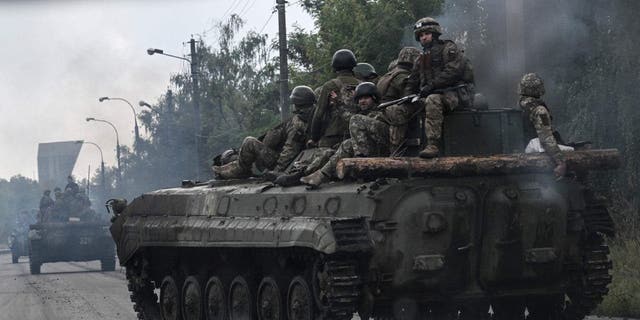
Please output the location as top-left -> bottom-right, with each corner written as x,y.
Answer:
594,193 -> 640,318
594,238 -> 640,317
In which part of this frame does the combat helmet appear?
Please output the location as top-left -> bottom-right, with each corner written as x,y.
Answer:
353,82 -> 381,103
353,63 -> 378,81
518,73 -> 546,98
414,17 -> 442,40
220,149 -> 239,165
331,49 -> 357,71
397,47 -> 421,66
290,86 -> 316,106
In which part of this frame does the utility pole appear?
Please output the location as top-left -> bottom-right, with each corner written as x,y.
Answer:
189,38 -> 201,181
276,0 -> 290,120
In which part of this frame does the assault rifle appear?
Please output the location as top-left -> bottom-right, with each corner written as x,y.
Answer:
376,94 -> 419,110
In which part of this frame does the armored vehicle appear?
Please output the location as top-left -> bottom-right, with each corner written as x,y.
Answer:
110,107 -> 619,320
9,228 -> 29,263
29,194 -> 115,274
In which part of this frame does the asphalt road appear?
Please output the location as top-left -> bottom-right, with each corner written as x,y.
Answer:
0,252 -> 633,320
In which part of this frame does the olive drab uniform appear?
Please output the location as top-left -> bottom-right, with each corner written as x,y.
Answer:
405,17 -> 475,158
310,70 -> 361,148
518,73 -> 565,169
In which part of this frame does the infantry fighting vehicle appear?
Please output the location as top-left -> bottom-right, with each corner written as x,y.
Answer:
110,106 -> 619,320
29,201 -> 115,274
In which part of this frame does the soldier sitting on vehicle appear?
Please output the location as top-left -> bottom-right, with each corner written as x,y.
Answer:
378,47 -> 422,154
212,86 -> 317,179
404,17 -> 475,158
64,175 -> 79,194
301,82 -> 389,187
354,62 -> 379,84
38,189 -> 54,221
308,49 -> 361,149
518,73 -> 567,178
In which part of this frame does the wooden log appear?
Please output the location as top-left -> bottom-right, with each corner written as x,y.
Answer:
336,149 -> 621,180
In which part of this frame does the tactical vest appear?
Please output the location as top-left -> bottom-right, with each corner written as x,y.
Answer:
377,66 -> 411,102
321,76 -> 360,145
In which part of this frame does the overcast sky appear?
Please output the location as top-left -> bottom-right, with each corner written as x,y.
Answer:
0,0 -> 313,180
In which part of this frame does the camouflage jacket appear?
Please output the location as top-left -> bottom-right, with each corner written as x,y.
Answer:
309,70 -> 361,146
262,113 -> 310,171
405,39 -> 474,95
377,64 -> 412,103
519,96 -> 564,164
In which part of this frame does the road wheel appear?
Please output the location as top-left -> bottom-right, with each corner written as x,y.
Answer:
228,275 -> 255,320
257,276 -> 283,320
287,276 -> 313,320
160,275 -> 182,320
182,276 -> 203,320
204,276 -> 226,320
29,248 -> 41,275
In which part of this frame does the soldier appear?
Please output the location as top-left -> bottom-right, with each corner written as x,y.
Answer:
379,47 -> 422,153
405,17 -> 475,158
39,190 -> 54,219
308,49 -> 361,148
64,175 -> 79,194
213,86 -> 317,179
301,82 -> 389,187
518,73 -> 566,178
378,47 -> 421,102
354,63 -> 379,83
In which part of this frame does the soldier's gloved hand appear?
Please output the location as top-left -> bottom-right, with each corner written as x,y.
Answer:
262,170 -> 282,182
419,84 -> 433,98
306,139 -> 318,148
554,161 -> 567,179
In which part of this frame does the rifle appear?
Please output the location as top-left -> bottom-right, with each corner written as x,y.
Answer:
376,94 -> 419,110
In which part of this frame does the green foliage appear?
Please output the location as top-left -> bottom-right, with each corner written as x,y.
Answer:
595,238 -> 640,317
0,176 -> 40,244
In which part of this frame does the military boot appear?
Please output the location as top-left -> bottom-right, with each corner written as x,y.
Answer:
212,161 -> 250,180
300,170 -> 330,188
419,144 -> 439,158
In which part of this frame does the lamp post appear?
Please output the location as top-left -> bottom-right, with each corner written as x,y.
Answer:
147,42 -> 201,181
86,117 -> 121,182
98,96 -> 140,145
139,100 -> 160,113
76,140 -> 106,198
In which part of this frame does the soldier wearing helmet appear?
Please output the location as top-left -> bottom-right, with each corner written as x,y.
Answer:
301,82 -> 389,187
308,49 -> 361,149
406,17 -> 475,158
213,86 -> 317,179
518,73 -> 566,178
354,63 -> 379,83
377,47 -> 422,153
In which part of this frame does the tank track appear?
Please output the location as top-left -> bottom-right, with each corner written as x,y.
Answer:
318,259 -> 362,319
125,258 -> 161,320
562,234 -> 612,320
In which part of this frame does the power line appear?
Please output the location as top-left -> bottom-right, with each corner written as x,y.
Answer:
259,8 -> 277,34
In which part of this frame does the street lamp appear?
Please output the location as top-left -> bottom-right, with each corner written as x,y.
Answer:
139,100 -> 160,113
147,41 -> 201,181
86,117 -> 121,182
76,140 -> 106,198
98,96 -> 140,144
146,48 -> 191,62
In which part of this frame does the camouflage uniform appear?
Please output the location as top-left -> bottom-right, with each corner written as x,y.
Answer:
227,113 -> 310,178
302,82 -> 388,187
213,86 -> 316,180
518,73 -> 564,166
379,47 -> 421,153
405,17 -> 475,158
310,70 -> 361,147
